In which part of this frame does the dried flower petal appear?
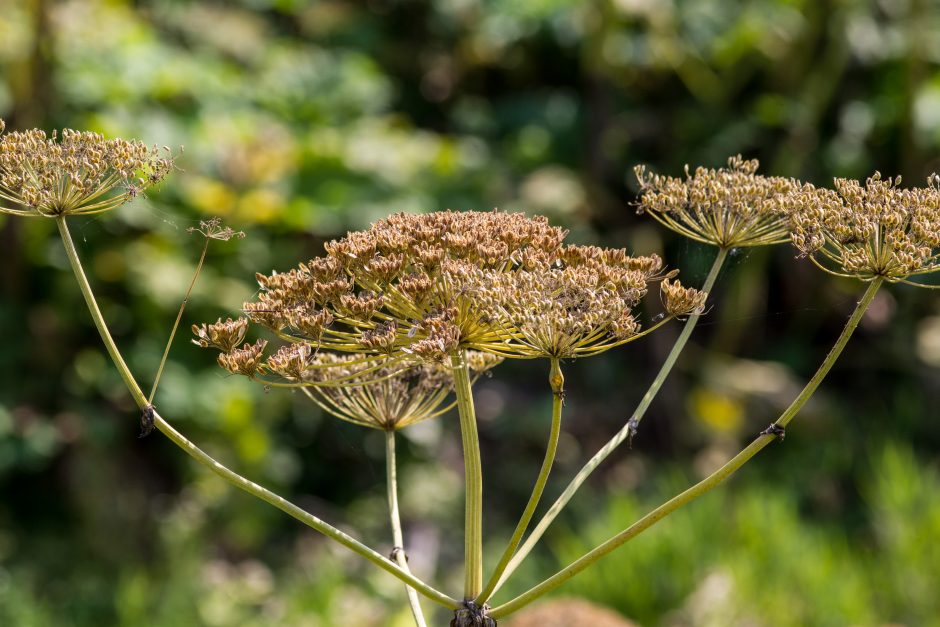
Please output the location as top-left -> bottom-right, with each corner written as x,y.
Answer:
266,343 -> 313,380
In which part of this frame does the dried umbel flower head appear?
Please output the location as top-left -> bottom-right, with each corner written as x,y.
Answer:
301,351 -> 503,430
238,210 -> 681,362
0,122 -> 172,218
635,155 -> 800,249
188,217 -> 246,241
782,173 -> 940,284
477,245 -> 676,358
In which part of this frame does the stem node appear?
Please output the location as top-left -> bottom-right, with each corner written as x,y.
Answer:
759,422 -> 786,441
139,404 -> 156,438
451,601 -> 496,627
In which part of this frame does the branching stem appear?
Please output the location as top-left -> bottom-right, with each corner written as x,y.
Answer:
489,276 -> 883,618
492,247 -> 728,593
475,359 -> 564,604
55,216 -> 458,610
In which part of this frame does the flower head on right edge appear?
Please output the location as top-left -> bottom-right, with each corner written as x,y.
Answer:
781,172 -> 940,286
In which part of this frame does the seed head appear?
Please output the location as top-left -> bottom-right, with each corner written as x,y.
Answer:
635,155 -> 799,249
238,210 -> 682,362
661,278 -> 709,317
0,122 -> 173,218
192,317 -> 249,352
781,172 -> 940,283
301,351 -> 503,430
475,245 -> 671,358
265,343 -> 314,380
217,340 -> 268,377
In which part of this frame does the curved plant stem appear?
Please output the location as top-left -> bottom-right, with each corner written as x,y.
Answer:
451,349 -> 484,599
491,247 -> 728,594
386,430 -> 428,626
55,217 -> 458,610
475,359 -> 564,604
489,277 -> 883,619
148,236 -> 209,404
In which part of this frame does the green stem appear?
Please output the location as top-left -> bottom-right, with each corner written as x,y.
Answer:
149,236 -> 209,404
386,430 -> 429,627
489,277 -> 883,619
451,349 -> 484,599
475,359 -> 564,604
491,247 -> 727,593
55,217 -> 458,610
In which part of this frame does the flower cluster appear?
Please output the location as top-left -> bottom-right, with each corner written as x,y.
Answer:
635,155 -> 801,249
781,173 -> 940,283
298,351 -> 503,431
476,246 -> 671,358
192,318 -> 249,353
230,210 -> 699,363
194,211 -> 704,432
0,121 -> 172,217
660,277 -> 709,317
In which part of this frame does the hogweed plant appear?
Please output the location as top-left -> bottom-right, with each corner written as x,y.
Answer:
2,117 -> 939,625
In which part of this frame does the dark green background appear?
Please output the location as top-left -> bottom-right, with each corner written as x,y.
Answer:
1,1 -> 939,625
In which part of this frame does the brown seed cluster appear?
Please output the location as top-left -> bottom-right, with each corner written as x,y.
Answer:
635,155 -> 800,249
661,278 -> 709,317
192,318 -> 249,353
476,246 -> 671,358
217,339 -> 268,377
299,351 -> 503,430
229,210 -> 694,362
781,173 -> 940,283
0,121 -> 172,217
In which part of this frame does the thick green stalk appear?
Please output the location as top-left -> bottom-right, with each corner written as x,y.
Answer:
489,277 -> 883,618
386,430 -> 429,627
451,349 -> 484,599
55,217 -> 458,610
491,247 -> 728,593
475,359 -> 564,604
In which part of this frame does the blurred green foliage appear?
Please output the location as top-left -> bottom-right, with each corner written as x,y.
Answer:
1,0 -> 939,625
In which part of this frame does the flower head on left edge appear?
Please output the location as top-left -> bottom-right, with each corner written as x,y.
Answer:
0,121 -> 172,218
